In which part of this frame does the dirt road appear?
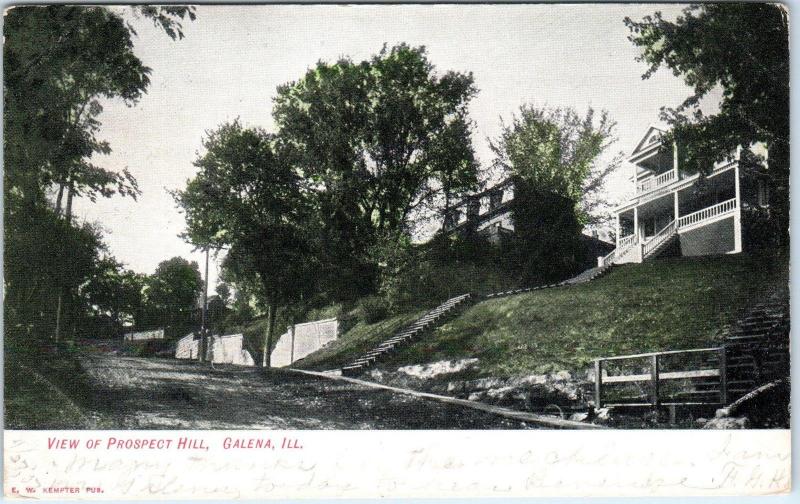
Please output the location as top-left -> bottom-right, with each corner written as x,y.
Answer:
79,355 -> 531,429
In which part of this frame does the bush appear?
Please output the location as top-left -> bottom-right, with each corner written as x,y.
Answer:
358,296 -> 389,324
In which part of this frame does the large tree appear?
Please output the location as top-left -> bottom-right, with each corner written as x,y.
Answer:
272,44 -> 480,299
80,257 -> 147,337
175,121 -> 317,368
145,257 -> 203,337
624,3 -> 789,238
3,5 -> 195,213
490,106 -> 621,227
489,106 -> 621,282
3,5 -> 195,343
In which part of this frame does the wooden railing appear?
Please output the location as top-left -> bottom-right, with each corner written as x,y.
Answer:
677,198 -> 737,229
642,220 -> 676,258
598,249 -> 616,268
600,235 -> 639,267
594,347 -> 727,408
618,234 -> 637,248
636,169 -> 677,194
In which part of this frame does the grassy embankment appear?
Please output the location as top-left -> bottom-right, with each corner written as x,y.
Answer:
294,252 -> 788,377
4,338 -> 104,429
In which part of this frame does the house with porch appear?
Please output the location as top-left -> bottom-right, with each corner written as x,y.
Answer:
599,125 -> 768,266
441,177 -> 614,259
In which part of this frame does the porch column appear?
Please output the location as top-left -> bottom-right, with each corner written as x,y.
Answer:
673,141 -> 680,180
633,206 -> 639,240
673,190 -> 680,224
615,213 -> 621,248
733,160 -> 743,253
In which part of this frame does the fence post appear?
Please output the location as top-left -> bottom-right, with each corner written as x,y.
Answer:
594,359 -> 603,409
650,354 -> 660,409
718,347 -> 728,405
289,325 -> 295,365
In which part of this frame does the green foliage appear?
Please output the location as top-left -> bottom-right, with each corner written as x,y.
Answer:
3,5 -> 194,209
490,105 -> 620,227
140,257 -> 202,337
4,205 -> 105,340
507,181 -> 586,283
357,296 -> 389,324
176,121 -> 319,364
488,105 -> 619,281
82,257 -> 146,334
624,3 -> 789,238
3,5 -> 195,347
273,44 -> 480,299
376,233 -> 521,312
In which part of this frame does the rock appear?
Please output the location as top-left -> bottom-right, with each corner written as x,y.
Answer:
397,358 -> 478,380
484,386 -> 515,401
714,407 -> 731,418
594,407 -> 613,421
552,370 -> 572,381
696,417 -> 708,425
569,412 -> 589,422
703,416 -> 750,429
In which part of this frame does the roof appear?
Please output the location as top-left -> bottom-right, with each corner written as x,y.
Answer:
630,125 -> 667,158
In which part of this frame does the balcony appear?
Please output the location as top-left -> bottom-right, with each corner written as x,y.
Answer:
636,169 -> 676,195
677,198 -> 738,230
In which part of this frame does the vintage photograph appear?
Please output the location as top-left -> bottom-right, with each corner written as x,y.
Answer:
3,2 -> 790,436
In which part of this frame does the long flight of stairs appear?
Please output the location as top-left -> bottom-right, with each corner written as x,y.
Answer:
485,263 -> 613,299
721,288 -> 790,401
340,293 -> 474,376
679,287 -> 790,405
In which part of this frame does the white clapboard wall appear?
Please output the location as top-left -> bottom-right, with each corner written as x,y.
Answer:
269,317 -> 340,367
175,333 -> 255,366
123,328 -> 164,341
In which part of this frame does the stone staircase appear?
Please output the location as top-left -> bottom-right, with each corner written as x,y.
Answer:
721,288 -> 790,401
485,263 -> 613,299
669,287 -> 790,405
341,293 -> 474,376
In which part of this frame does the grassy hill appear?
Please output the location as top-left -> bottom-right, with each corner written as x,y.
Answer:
296,252 -> 788,377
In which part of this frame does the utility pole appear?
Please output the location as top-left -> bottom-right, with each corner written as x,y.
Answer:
199,247 -> 210,362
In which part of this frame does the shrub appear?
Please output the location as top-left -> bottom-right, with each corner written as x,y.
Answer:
358,296 -> 389,324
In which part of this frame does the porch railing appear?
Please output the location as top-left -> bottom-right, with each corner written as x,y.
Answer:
618,234 -> 637,249
642,220 -> 676,258
636,169 -> 677,195
677,198 -> 737,229
598,249 -> 616,267
594,347 -> 727,408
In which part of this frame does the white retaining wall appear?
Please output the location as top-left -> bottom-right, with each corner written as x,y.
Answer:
269,317 -> 340,368
175,333 -> 255,366
175,333 -> 200,359
124,329 -> 164,341
209,333 -> 255,366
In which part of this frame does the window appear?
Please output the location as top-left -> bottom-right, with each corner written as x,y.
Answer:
489,190 -> 502,210
758,179 -> 770,207
467,199 -> 480,220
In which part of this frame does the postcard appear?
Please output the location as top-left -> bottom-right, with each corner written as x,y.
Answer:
3,2 -> 791,499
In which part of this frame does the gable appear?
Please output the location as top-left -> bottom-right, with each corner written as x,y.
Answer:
631,126 -> 666,156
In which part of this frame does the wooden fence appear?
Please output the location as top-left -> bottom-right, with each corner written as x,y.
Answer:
594,347 -> 727,408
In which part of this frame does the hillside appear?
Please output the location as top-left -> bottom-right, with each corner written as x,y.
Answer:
295,252 -> 788,377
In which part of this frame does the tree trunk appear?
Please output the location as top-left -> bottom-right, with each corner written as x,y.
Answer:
55,183 -> 65,215
262,297 -> 278,371
65,181 -> 74,223
54,289 -> 63,342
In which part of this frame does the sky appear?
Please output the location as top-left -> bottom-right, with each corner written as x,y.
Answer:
72,3 -> 707,288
